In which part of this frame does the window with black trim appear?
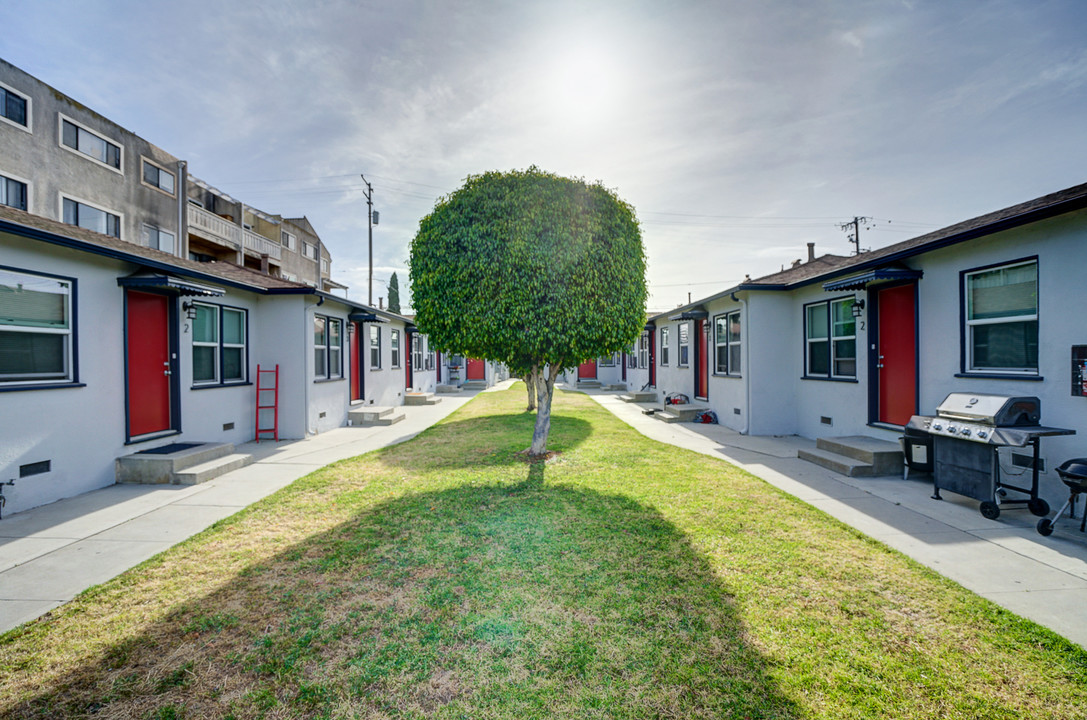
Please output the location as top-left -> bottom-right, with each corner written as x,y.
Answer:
804,297 -> 855,379
963,259 -> 1038,373
60,116 -> 121,170
390,328 -> 401,368
370,325 -> 382,368
141,224 -> 175,253
0,267 -> 74,384
660,327 -> 670,366
141,159 -> 175,195
599,352 -> 615,367
1,173 -> 28,211
193,303 -> 248,385
0,82 -> 29,130
714,310 -> 741,375
638,332 -> 649,368
62,196 -> 120,238
411,333 -> 423,370
678,322 -> 690,367
314,314 -> 342,380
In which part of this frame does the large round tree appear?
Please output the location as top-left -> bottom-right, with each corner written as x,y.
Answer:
410,168 -> 647,456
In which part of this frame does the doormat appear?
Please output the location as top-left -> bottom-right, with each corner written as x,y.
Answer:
135,443 -> 203,455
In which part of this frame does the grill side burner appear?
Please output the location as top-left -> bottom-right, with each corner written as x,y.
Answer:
905,393 -> 1075,520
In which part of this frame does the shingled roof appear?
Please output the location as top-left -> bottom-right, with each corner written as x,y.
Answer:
652,180 -> 1087,321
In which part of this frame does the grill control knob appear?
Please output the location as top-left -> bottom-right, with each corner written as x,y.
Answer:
948,425 -> 957,434
961,428 -> 971,437
933,423 -> 943,431
977,430 -> 988,439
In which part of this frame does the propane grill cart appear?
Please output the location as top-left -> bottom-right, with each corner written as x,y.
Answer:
905,393 -> 1075,520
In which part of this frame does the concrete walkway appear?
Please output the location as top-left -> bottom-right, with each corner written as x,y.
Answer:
0,385 -> 504,634
581,388 -> 1087,650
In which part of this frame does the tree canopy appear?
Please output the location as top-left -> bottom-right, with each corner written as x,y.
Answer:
388,272 -> 401,314
410,167 -> 647,454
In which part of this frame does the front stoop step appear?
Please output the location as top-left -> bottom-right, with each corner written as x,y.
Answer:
620,392 -> 658,403
798,435 -> 904,477
116,442 -> 251,485
577,381 -> 602,389
461,380 -> 487,390
436,384 -> 461,394
653,405 -> 709,423
602,383 -> 627,391
174,453 -> 254,485
405,392 -> 442,406
348,406 -> 406,427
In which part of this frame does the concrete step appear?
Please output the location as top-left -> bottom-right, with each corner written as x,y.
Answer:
173,453 -> 254,485
603,383 -> 627,391
348,406 -> 406,427
798,447 -> 879,477
653,405 -> 710,423
577,380 -> 602,388
116,442 -> 235,485
816,436 -> 903,475
461,380 -> 487,390
405,392 -> 442,406
436,384 -> 461,394
620,392 -> 658,403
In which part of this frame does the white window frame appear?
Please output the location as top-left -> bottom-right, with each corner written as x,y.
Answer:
390,328 -> 401,368
0,266 -> 75,385
303,242 -> 317,261
714,310 -> 741,376
425,337 -> 435,371
314,314 -> 342,380
370,325 -> 382,369
804,297 -> 856,379
281,230 -> 296,251
0,79 -> 31,134
192,302 -> 220,385
411,332 -> 423,370
599,353 -> 614,367
221,307 -> 247,383
60,193 -> 123,239
638,332 -> 649,368
678,322 -> 690,367
58,114 -> 123,174
660,327 -> 670,366
140,157 -> 176,196
0,169 -> 31,212
141,224 -> 175,254
192,303 -> 248,386
964,259 -> 1039,374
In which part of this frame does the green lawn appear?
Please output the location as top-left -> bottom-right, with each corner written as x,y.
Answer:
3,386 -> 1086,719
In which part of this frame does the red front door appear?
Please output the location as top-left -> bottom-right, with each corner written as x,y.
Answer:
350,322 -> 363,401
695,319 -> 708,399
648,329 -> 656,388
876,283 -> 917,426
578,360 -> 597,379
466,358 -> 486,380
126,290 -> 172,437
405,332 -> 413,389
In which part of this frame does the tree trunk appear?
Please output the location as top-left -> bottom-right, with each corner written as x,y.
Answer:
525,366 -> 538,411
529,365 -> 558,456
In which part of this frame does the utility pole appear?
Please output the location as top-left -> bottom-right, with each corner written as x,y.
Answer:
361,174 -> 374,305
838,216 -> 871,255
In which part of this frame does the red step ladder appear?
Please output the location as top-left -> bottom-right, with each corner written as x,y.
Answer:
255,364 -> 279,442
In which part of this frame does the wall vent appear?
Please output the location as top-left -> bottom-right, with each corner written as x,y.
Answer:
733,408 -> 741,415
319,411 -> 327,419
223,422 -> 235,431
820,416 -> 833,426
20,460 -> 51,477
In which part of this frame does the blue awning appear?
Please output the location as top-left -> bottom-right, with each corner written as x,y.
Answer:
822,267 -> 923,291
667,306 -> 708,321
117,273 -> 224,297
348,311 -> 388,323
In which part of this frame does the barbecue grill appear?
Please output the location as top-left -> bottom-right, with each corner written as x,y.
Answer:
1036,459 -> 1087,536
905,393 -> 1076,519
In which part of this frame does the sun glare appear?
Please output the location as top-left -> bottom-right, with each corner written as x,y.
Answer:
547,44 -> 625,129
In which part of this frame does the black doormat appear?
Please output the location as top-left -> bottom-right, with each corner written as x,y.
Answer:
136,443 -> 203,455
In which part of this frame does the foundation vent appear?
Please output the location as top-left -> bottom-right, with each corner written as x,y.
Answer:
20,460 -> 51,477
820,416 -> 833,426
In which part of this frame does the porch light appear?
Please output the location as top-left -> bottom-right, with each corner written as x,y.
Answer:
181,300 -> 198,320
851,299 -> 865,318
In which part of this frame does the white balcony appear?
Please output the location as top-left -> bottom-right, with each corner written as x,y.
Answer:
243,228 -> 282,260
188,205 -> 240,249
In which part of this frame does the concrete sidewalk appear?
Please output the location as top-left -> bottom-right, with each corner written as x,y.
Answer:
582,388 -> 1087,650
0,384 -> 507,634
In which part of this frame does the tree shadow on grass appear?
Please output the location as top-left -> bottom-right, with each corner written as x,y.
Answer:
3,459 -> 798,719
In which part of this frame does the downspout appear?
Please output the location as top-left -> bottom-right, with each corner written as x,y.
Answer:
303,297 -> 323,436
177,160 -> 188,259
732,292 -> 750,435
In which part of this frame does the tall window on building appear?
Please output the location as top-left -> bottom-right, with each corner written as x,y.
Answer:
370,325 -> 381,368
638,332 -> 649,368
678,322 -> 690,367
0,268 -> 73,384
390,329 -> 401,368
804,297 -> 856,379
0,174 -> 28,211
314,315 -> 342,380
62,197 -> 121,238
412,333 -> 423,370
964,259 -> 1038,373
141,159 -> 175,194
141,225 -> 175,253
193,304 -> 248,386
0,83 -> 29,130
660,327 -> 670,366
61,117 -> 121,170
714,310 -> 741,375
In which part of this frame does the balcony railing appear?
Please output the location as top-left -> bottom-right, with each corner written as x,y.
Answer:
244,228 -> 282,260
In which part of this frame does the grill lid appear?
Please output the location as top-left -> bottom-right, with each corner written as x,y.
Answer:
935,393 -> 1040,426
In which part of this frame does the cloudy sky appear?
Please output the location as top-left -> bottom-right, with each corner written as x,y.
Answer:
3,0 -> 1085,310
